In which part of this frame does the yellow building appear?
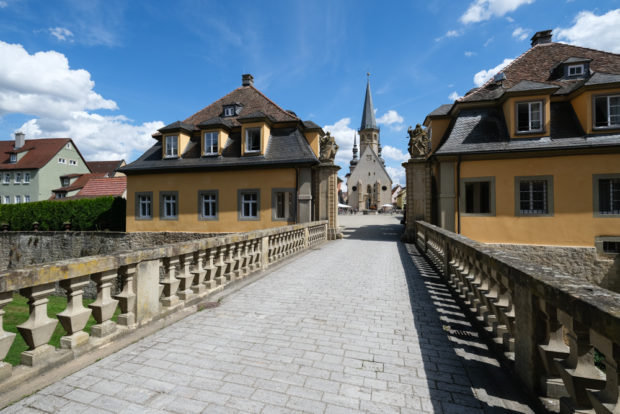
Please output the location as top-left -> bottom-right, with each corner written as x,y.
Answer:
120,74 -> 326,233
421,30 -> 620,251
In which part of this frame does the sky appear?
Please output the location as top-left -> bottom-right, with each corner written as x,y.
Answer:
0,0 -> 619,188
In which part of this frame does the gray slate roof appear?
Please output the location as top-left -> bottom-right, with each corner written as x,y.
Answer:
507,80 -> 559,93
120,128 -> 318,173
428,104 -> 453,117
360,81 -> 377,130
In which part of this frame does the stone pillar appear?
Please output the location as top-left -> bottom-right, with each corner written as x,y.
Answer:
403,157 -> 431,242
18,283 -> 57,366
297,167 -> 312,223
135,259 -> 160,325
313,163 -> 340,240
0,292 -> 16,380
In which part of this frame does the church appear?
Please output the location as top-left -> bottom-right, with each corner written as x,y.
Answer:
346,78 -> 392,210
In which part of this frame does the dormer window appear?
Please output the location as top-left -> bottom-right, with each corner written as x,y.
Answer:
165,135 -> 178,158
567,64 -> 584,77
62,177 -> 70,187
516,101 -> 543,133
594,95 -> 620,129
9,153 -> 16,163
204,131 -> 219,155
224,106 -> 236,117
245,128 -> 261,153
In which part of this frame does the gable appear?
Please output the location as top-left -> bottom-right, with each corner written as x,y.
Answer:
348,146 -> 392,184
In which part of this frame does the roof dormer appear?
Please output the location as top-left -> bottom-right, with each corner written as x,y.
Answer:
222,103 -> 243,117
550,57 -> 592,80
157,121 -> 196,159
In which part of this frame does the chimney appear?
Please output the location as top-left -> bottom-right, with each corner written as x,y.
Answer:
242,74 -> 254,87
531,30 -> 552,47
14,131 -> 25,150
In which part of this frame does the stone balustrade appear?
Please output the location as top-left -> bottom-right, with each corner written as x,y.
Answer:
414,220 -> 620,414
0,221 -> 328,394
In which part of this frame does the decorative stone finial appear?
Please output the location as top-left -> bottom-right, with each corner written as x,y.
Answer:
319,132 -> 339,163
407,124 -> 429,158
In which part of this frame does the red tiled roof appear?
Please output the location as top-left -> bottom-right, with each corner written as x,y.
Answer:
0,138 -> 71,170
76,177 -> 126,198
52,173 -> 105,193
87,160 -> 124,175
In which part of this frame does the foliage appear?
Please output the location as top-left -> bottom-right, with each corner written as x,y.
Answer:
0,197 -> 125,231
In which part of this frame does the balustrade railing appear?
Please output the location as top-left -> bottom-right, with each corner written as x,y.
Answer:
0,220 -> 328,398
414,220 -> 620,413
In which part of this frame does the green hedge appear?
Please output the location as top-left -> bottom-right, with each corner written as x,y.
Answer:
0,197 -> 125,231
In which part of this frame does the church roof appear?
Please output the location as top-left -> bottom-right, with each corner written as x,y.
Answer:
360,80 -> 377,131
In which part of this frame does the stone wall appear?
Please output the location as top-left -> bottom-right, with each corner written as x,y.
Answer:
492,243 -> 620,292
0,231 -> 223,270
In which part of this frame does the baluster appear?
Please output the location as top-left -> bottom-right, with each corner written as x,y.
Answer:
268,236 -> 276,264
17,283 -> 57,366
238,242 -> 249,277
252,239 -> 261,271
57,276 -> 92,348
115,265 -> 137,328
537,300 -> 570,399
204,248 -> 216,289
224,244 -> 235,282
89,270 -> 119,338
587,331 -> 619,413
555,310 -> 606,411
0,292 -> 16,379
191,250 -> 207,294
177,254 -> 194,301
160,256 -> 180,307
214,246 -> 226,286
232,243 -> 242,279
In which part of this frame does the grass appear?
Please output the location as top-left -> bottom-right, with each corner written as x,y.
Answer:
3,293 -> 120,366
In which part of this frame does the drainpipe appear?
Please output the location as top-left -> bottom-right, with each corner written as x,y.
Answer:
456,155 -> 461,234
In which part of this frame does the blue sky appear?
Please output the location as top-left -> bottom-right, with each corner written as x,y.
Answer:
0,0 -> 619,186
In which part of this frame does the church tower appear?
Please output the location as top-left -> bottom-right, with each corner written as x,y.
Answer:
358,75 -> 379,156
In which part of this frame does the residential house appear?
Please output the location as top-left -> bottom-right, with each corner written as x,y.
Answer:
420,30 -> 620,251
120,74 -> 325,233
0,133 -> 90,204
395,187 -> 406,210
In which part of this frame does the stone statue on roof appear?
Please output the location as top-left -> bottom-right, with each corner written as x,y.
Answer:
407,124 -> 429,158
320,132 -> 339,163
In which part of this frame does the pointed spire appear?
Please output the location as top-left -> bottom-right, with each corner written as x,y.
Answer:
350,132 -> 358,167
360,73 -> 377,131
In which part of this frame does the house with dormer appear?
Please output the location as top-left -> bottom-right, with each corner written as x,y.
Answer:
120,74 -> 325,232
421,30 -> 620,252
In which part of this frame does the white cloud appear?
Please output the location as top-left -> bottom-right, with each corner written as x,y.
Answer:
382,146 -> 409,163
49,27 -> 74,41
385,166 -> 405,187
377,110 -> 405,131
0,41 -> 162,161
436,29 -> 461,42
449,91 -> 462,101
555,9 -> 620,53
460,0 -> 535,24
473,57 -> 514,86
512,27 -> 529,41
464,51 -> 476,57
0,1 -> 7,8
324,117 -> 357,167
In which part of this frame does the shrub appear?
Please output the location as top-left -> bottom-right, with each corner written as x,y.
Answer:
0,197 -> 125,231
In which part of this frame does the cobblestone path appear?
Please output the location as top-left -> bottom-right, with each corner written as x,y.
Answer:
3,215 -> 535,413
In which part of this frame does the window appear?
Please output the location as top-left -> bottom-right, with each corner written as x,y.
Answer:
159,191 -> 178,220
198,191 -> 218,220
239,189 -> 259,220
461,177 -> 495,216
594,95 -> 620,129
165,135 -> 179,158
594,174 -> 620,216
603,241 -> 620,254
62,177 -> 70,187
567,65 -> 584,76
56,192 -> 65,199
14,195 -> 21,204
58,158 -> 66,164
66,143 -> 72,150
3,173 -> 10,184
595,236 -> 620,256
69,160 -> 77,166
135,192 -> 153,220
24,173 -> 30,184
515,176 -> 553,216
516,101 -> 543,133
224,106 -> 236,117
272,189 -> 295,221
245,128 -> 261,153
24,195 -> 30,203
203,132 -> 218,155
4,196 -> 9,204
9,153 -> 16,163
14,172 -> 21,184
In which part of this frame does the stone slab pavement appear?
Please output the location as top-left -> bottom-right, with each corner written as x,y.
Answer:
2,215 -> 536,413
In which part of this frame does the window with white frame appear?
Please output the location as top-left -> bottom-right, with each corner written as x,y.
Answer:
567,64 -> 584,76
14,195 -> 21,204
69,160 -> 77,166
24,172 -> 30,184
9,153 -> 16,163
245,128 -> 261,153
595,175 -> 620,216
165,135 -> 179,158
224,106 -> 236,117
516,176 -> 553,216
4,196 -> 9,204
160,192 -> 178,219
516,101 -> 543,133
56,192 -> 65,199
24,195 -> 30,203
66,143 -> 71,150
239,190 -> 259,219
199,191 -> 218,220
3,173 -> 10,184
62,177 -> 69,187
14,172 -> 21,184
135,192 -> 152,220
272,189 -> 295,221
594,95 -> 620,129
203,132 -> 218,155
58,158 -> 66,164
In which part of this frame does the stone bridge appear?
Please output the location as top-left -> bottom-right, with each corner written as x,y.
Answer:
0,215 -> 617,413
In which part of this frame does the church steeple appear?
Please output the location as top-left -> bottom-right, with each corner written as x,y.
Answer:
360,74 -> 377,131
350,132 -> 358,169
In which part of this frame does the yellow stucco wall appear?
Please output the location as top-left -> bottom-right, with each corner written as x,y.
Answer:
459,153 -> 620,246
502,95 -> 551,139
126,168 -> 296,233
429,118 -> 451,153
240,122 -> 270,156
304,131 -> 320,158
571,87 -> 620,135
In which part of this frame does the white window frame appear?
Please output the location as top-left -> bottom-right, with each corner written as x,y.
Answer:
24,172 -> 30,184
14,195 -> 21,204
224,106 -> 235,117
516,101 -> 544,133
3,173 -> 10,184
4,195 -> 10,204
567,64 -> 584,76
14,172 -> 21,184
66,143 -> 72,150
69,160 -> 77,166
58,157 -> 66,164
245,128 -> 261,153
203,131 -> 219,155
594,95 -> 620,129
24,195 -> 30,203
165,135 -> 179,158
9,153 -> 16,163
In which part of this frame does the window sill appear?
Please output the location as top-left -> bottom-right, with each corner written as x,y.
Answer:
164,155 -> 179,159
594,212 -> 620,218
202,153 -> 218,157
238,216 -> 260,221
199,216 -> 218,221
135,217 -> 153,221
460,212 -> 496,217
514,130 -> 545,137
516,212 -> 554,217
592,126 -> 620,132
